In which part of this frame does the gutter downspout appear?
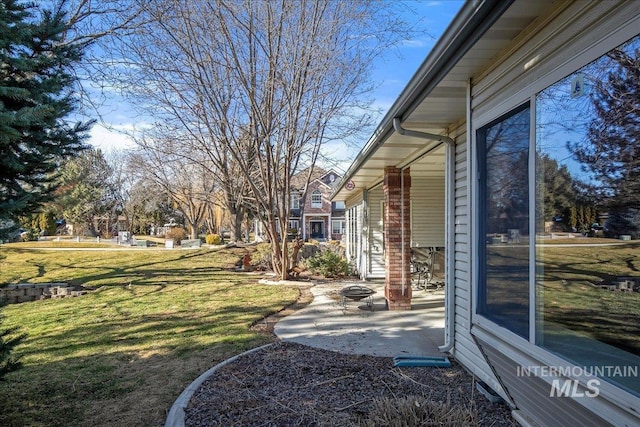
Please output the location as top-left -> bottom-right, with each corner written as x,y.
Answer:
393,118 -> 455,353
401,169 -> 406,297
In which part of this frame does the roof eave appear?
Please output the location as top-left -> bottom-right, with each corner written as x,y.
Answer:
331,0 -> 514,200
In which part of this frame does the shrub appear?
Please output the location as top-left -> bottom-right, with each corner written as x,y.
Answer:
21,228 -> 39,242
300,243 -> 320,259
165,227 -> 187,244
307,250 -> 350,278
251,243 -> 273,270
205,234 -> 222,245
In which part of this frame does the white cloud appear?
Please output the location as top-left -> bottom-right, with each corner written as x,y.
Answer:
402,38 -> 429,48
88,123 -> 136,152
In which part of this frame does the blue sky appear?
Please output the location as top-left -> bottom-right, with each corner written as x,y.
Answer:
86,1 -> 464,155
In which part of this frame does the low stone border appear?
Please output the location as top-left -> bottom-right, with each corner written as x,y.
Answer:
164,343 -> 275,427
0,283 -> 87,304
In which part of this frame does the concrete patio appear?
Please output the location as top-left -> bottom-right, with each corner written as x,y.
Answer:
274,281 -> 445,358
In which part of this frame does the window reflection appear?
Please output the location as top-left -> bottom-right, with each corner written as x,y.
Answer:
478,104 -> 530,339
536,35 -> 640,396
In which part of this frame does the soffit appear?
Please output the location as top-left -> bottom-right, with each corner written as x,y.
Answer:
333,0 -> 559,200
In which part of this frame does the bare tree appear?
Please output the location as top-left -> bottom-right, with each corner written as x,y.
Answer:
99,0 -> 418,279
133,124 -> 253,242
129,140 -> 218,240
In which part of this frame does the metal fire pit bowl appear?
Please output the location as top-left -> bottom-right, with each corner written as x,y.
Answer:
339,285 -> 376,311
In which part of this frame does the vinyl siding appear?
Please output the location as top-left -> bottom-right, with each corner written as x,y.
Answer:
367,186 -> 385,278
469,0 -> 640,423
410,176 -> 445,248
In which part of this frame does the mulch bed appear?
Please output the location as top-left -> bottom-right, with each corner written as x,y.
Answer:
184,341 -> 517,426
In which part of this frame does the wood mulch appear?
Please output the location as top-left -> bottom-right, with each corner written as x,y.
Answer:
184,341 -> 517,426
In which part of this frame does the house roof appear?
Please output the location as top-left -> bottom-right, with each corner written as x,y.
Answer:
332,0 -> 559,200
291,166 -> 341,190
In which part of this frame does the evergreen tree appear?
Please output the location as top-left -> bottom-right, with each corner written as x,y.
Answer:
54,149 -> 115,236
567,206 -> 577,231
569,41 -> 639,209
538,153 -> 578,221
0,0 -> 92,237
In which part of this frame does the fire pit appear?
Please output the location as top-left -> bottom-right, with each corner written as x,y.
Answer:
339,285 -> 376,311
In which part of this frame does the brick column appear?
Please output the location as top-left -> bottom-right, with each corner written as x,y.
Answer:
383,166 -> 412,310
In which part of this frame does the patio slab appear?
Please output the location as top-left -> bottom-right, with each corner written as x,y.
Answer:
274,281 -> 445,357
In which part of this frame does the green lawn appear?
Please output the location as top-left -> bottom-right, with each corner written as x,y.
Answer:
537,241 -> 640,355
485,240 -> 640,348
0,244 -> 299,427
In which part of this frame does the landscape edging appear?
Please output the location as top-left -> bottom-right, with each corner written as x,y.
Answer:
164,343 -> 275,427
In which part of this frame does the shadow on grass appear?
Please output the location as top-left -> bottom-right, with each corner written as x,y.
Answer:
537,243 -> 640,355
0,282 -> 298,427
2,247 -> 249,288
486,243 -> 640,355
0,334 -> 269,427
0,247 -> 301,426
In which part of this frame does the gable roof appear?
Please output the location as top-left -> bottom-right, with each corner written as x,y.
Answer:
291,166 -> 341,190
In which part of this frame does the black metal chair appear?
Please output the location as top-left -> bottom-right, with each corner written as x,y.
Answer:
411,247 -> 442,291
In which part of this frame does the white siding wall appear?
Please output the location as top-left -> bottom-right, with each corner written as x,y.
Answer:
410,176 -> 445,248
367,186 -> 385,278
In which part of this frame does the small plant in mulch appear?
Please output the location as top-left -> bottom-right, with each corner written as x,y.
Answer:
359,395 -> 478,427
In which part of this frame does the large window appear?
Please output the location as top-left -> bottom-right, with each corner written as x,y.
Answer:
477,104 -> 531,339
311,190 -> 322,208
535,35 -> 640,396
477,34 -> 640,397
291,194 -> 300,210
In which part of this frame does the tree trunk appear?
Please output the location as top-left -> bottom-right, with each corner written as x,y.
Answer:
187,220 -> 199,240
229,206 -> 244,242
287,238 -> 304,278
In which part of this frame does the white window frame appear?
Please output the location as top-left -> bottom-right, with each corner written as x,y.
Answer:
469,18 -> 640,410
291,194 -> 300,210
311,190 -> 322,208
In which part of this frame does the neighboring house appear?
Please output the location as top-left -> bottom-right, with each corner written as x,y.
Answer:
332,2 -> 640,426
289,167 -> 345,241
